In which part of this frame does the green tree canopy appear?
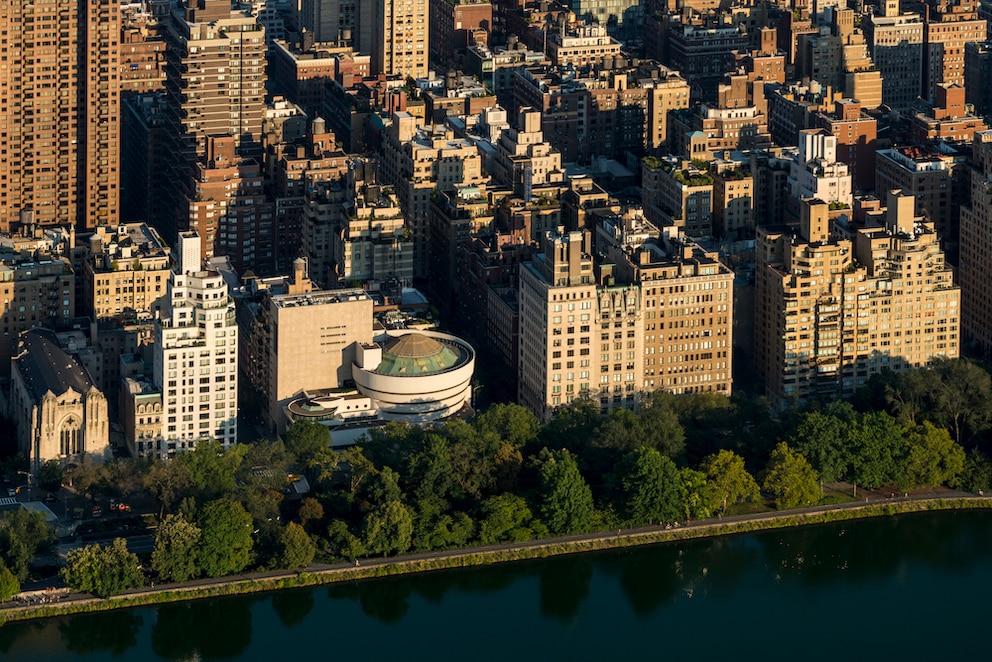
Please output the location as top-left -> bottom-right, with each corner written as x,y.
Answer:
180,440 -> 246,497
143,458 -> 194,515
62,539 -> 143,598
615,448 -> 682,525
762,442 -> 820,509
701,449 -> 760,513
298,497 -> 324,532
326,520 -> 365,561
538,449 -> 595,535
37,459 -> 64,492
0,508 -> 56,581
276,522 -> 316,570
362,500 -> 414,557
848,411 -> 905,489
197,498 -> 253,578
677,467 -> 711,521
0,562 -> 18,602
900,421 -> 966,490
283,420 -> 332,462
151,514 -> 201,583
791,402 -> 856,482
477,494 -> 545,544
406,433 -> 455,503
474,403 -> 541,450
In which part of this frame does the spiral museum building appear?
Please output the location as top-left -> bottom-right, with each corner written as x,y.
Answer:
351,330 -> 476,422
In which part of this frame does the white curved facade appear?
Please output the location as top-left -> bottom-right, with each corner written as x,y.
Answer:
351,330 -> 475,423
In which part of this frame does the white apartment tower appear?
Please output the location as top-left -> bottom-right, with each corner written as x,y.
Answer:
153,232 -> 238,453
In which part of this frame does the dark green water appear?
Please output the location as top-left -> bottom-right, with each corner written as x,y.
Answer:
3,510 -> 991,661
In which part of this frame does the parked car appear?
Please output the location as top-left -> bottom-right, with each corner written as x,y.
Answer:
110,500 -> 131,513
91,505 -> 103,518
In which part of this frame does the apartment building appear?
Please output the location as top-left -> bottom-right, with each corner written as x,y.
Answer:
964,42 -> 992,117
863,9 -> 925,111
150,233 -> 238,454
923,0 -> 986,102
371,0 -> 429,79
546,22 -> 622,67
787,130 -> 853,213
0,257 -> 75,378
0,0 -> 119,230
598,217 -> 734,395
755,193 -> 959,408
83,223 -> 172,321
641,157 -> 715,238
958,131 -> 992,357
518,230 -> 643,421
876,144 -> 970,250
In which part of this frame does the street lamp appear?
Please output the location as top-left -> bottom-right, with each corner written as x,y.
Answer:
16,471 -> 32,501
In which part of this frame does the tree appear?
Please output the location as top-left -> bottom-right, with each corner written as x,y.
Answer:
900,422 -> 966,490
677,468 -> 711,521
360,466 -> 403,506
792,404 -> 855,482
474,403 -> 541,449
276,522 -> 316,569
99,458 -> 149,500
62,539 -> 143,598
362,500 -> 414,557
326,520 -> 365,561
441,419 -> 503,500
953,449 -> 992,492
37,459 -> 64,492
181,440 -> 246,496
298,498 -> 324,532
0,509 -> 56,581
762,442 -> 820,510
283,420 -> 332,462
477,494 -> 544,544
151,514 -> 201,583
406,433 -> 455,503
848,411 -> 905,490
143,459 -> 194,515
701,449 -> 760,513
0,562 -> 19,602
197,498 -> 253,578
538,449 -> 594,535
615,448 -> 682,525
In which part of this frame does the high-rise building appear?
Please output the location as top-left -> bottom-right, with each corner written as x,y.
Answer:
598,218 -> 735,395
371,0 -> 429,79
755,194 -> 959,408
923,0 -> 986,102
150,232 -> 238,454
863,6 -> 925,111
518,229 -> 643,421
964,42 -> 992,117
0,0 -> 120,231
958,131 -> 992,357
160,1 -> 266,240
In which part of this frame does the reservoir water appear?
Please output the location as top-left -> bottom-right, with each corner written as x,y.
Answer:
2,509 -> 990,661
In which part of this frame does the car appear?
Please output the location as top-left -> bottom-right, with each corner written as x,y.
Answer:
6,488 -> 16,498
110,500 -> 131,513
43,493 -> 57,503
91,505 -> 103,518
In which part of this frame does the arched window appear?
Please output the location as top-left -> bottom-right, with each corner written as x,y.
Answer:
60,417 -> 81,456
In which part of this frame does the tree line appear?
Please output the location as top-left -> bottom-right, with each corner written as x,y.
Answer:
3,358 -> 991,598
